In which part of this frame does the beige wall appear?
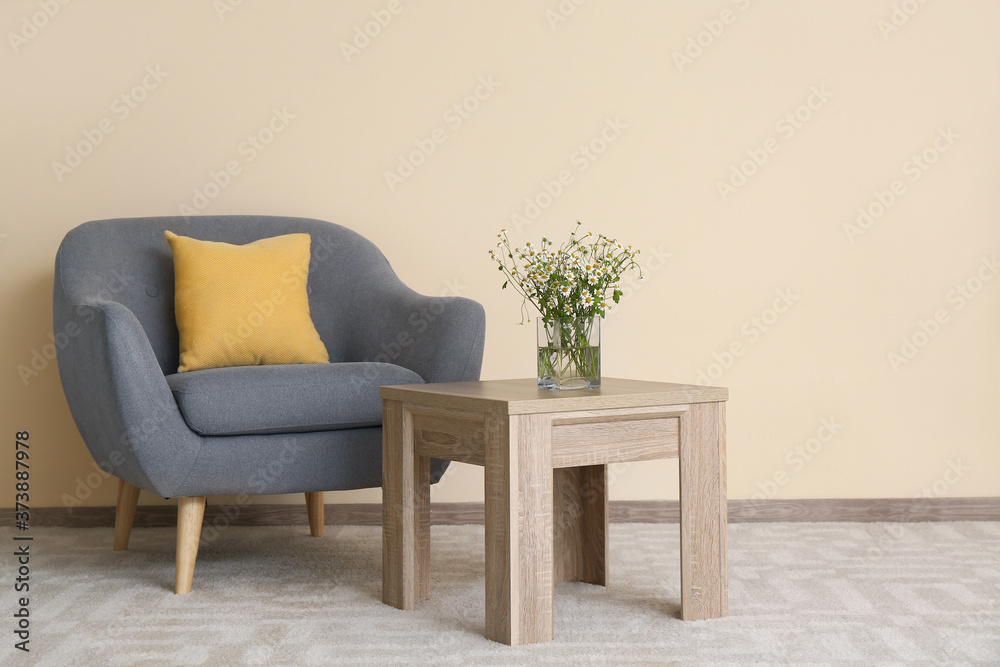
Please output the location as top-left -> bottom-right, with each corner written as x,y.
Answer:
2,0 -> 998,510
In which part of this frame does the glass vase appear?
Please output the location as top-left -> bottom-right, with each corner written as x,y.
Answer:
537,317 -> 601,390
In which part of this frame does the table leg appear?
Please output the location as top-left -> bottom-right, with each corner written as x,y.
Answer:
678,401 -> 728,620
382,400 -> 431,610
553,465 -> 608,585
415,453 -> 431,602
485,412 -> 554,645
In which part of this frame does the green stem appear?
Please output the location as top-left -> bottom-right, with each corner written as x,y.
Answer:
538,317 -> 600,386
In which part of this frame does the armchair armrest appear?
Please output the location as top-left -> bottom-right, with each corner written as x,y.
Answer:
54,292 -> 200,497
351,284 -> 486,384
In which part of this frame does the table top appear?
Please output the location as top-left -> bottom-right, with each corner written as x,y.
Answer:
380,377 -> 728,415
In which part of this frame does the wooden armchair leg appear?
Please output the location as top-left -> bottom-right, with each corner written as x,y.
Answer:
113,478 -> 141,551
305,492 -> 324,537
175,496 -> 207,594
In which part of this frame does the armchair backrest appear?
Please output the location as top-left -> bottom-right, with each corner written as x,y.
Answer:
54,215 -> 405,375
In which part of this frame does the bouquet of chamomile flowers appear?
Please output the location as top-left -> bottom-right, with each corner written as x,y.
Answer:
489,221 -> 643,325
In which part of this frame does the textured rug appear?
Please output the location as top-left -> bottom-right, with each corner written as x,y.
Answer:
1,522 -> 997,665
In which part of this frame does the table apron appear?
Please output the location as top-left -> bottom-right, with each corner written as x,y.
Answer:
410,405 -> 488,466
407,403 -> 686,469
550,405 -> 686,468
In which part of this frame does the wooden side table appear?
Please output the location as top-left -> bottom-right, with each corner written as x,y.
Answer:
381,378 -> 728,646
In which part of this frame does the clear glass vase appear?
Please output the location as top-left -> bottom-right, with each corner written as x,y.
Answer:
537,317 -> 601,390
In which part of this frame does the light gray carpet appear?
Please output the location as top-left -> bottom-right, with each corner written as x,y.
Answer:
1,522 -> 997,665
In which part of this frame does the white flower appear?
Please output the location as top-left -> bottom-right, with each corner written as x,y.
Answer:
491,224 -> 641,325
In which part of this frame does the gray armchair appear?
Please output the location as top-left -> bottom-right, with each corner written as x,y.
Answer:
54,215 -> 485,593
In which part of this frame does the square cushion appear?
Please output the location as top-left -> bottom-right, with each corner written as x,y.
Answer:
164,230 -> 330,372
165,362 -> 423,436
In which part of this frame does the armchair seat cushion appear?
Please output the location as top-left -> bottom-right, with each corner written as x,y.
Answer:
165,362 -> 423,436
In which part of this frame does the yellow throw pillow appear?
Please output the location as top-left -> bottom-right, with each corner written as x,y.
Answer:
164,230 -> 329,372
